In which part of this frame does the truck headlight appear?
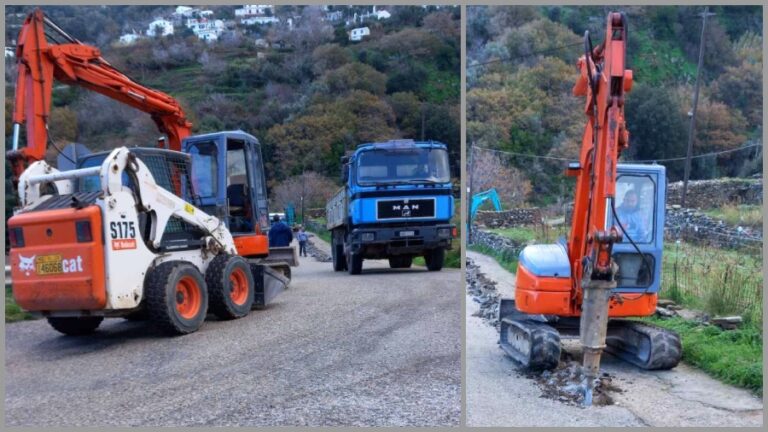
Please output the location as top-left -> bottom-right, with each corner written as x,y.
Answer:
361,232 -> 375,242
438,228 -> 451,237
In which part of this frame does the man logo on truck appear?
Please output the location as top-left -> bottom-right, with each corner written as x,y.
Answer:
392,203 -> 418,217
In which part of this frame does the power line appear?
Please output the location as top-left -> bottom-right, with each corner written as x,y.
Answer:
467,42 -> 583,69
473,143 -> 762,163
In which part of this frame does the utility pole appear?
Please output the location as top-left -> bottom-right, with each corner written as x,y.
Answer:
301,165 -> 306,225
467,141 -> 475,243
421,103 -> 426,141
682,7 -> 715,207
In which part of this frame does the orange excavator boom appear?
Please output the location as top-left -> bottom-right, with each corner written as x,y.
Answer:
8,8 -> 192,180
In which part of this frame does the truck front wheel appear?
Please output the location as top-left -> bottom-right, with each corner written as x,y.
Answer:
424,248 -> 445,271
347,251 -> 363,275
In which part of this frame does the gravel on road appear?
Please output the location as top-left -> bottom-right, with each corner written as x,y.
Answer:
5,243 -> 461,426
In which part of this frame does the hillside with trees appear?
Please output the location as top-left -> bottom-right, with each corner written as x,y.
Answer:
4,5 -> 460,212
468,6 -> 762,206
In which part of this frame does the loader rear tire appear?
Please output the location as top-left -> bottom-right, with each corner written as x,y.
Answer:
47,316 -> 104,336
206,254 -> 255,320
145,262 -> 208,335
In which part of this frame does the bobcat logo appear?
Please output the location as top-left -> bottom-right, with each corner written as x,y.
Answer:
18,255 -> 36,276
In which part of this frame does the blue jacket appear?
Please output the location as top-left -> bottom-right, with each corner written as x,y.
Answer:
268,222 -> 293,247
615,206 -> 649,243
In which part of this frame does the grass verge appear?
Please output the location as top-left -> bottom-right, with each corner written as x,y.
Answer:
6,286 -> 33,323
467,244 -> 518,273
644,316 -> 763,395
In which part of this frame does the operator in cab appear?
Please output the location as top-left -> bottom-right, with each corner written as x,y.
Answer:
615,190 -> 648,242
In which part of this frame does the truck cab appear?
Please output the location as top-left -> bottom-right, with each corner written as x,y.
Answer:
327,139 -> 456,274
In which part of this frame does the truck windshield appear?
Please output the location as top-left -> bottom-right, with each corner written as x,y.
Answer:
356,147 -> 450,186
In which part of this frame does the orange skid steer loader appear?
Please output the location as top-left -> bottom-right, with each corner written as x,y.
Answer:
9,147 -> 288,335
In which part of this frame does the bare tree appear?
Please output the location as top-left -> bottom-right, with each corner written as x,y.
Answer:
272,171 -> 338,212
470,149 -> 531,207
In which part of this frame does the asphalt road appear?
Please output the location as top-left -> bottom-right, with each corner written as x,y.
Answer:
466,250 -> 763,427
4,240 -> 461,426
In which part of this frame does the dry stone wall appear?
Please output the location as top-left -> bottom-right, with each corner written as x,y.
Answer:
666,178 -> 762,208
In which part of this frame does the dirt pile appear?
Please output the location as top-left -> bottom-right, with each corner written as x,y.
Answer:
306,239 -> 332,262
466,257 -> 622,407
531,361 -> 619,406
465,258 -> 501,328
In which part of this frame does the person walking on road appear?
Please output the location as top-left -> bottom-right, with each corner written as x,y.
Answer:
268,215 -> 293,247
297,227 -> 312,257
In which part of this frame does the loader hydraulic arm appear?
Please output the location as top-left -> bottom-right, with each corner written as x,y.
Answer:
8,8 -> 192,181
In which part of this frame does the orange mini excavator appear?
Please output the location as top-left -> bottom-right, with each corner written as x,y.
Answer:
498,12 -> 681,400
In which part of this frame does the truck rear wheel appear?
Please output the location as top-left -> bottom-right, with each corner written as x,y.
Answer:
424,248 -> 445,271
332,236 -> 345,271
389,256 -> 413,269
47,316 -> 104,336
347,251 -> 363,275
206,254 -> 255,320
145,262 -> 208,335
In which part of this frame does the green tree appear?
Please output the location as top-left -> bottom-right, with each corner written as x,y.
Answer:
624,84 -> 688,179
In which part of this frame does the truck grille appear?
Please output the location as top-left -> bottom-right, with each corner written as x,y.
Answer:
376,198 -> 435,220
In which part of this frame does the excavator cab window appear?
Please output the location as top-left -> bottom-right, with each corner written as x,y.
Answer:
188,141 -> 218,200
225,139 -> 255,234
610,173 -> 658,288
611,175 -> 655,244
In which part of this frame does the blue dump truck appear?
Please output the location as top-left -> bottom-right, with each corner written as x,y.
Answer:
326,139 -> 455,274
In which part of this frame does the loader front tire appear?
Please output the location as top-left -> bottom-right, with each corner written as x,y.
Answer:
47,316 -> 103,336
206,254 -> 255,320
145,262 -> 208,335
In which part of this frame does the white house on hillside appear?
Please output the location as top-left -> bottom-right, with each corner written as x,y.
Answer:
171,6 -> 198,25
235,5 -> 273,17
242,16 -> 279,25
349,27 -> 370,42
325,10 -> 343,22
118,32 -> 142,45
147,19 -> 174,37
186,18 -> 226,42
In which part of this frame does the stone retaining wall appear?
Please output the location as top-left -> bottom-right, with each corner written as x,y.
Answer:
665,206 -> 762,249
475,208 -> 542,228
666,178 -> 762,208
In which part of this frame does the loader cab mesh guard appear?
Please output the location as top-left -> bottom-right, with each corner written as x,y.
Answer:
77,148 -> 205,251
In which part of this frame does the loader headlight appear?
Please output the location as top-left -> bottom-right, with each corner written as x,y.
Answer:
438,228 -> 451,238
361,232 -> 375,242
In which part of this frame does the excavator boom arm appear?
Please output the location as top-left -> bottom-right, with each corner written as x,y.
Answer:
567,12 -> 632,288
8,9 -> 192,180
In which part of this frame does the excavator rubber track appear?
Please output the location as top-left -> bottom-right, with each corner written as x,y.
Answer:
499,317 -> 561,371
604,319 -> 682,370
